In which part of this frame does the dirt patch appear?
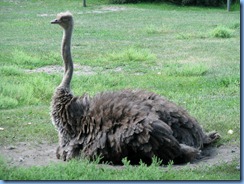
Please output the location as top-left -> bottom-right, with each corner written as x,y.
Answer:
0,142 -> 61,167
77,6 -> 127,15
0,141 -> 240,169
24,65 -> 125,76
37,13 -> 55,17
179,144 -> 240,169
101,6 -> 127,12
24,64 -> 97,76
37,6 -> 128,18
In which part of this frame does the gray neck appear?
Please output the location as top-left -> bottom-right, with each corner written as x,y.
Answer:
59,26 -> 73,90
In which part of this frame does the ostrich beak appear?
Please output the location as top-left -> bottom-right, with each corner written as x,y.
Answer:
51,19 -> 60,24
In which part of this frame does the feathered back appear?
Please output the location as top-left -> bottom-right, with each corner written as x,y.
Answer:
52,89 -> 211,164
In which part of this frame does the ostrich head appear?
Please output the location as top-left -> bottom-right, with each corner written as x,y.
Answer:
51,12 -> 73,30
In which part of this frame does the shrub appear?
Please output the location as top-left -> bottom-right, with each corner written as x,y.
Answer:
211,26 -> 233,38
109,0 -> 138,3
109,0 -> 225,6
166,0 -> 225,6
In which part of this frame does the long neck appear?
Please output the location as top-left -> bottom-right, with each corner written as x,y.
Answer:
59,26 -> 73,90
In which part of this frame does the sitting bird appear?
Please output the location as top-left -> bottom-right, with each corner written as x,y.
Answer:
50,12 -> 220,165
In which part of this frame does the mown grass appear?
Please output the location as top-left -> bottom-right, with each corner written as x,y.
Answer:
0,0 -> 240,180
0,156 -> 240,180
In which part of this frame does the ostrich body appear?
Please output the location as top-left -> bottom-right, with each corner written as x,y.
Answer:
51,12 -> 219,165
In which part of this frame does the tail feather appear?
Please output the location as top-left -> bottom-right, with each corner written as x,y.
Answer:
150,121 -> 181,162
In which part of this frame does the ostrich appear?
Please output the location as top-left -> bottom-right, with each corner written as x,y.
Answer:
50,12 -> 219,165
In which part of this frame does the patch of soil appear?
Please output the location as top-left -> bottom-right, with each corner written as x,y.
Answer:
77,6 -> 127,14
24,65 -> 125,76
0,141 -> 240,169
0,142 -> 61,167
24,64 -> 97,76
37,6 -> 128,17
176,144 -> 240,169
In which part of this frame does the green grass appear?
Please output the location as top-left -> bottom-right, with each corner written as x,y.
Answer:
0,0 -> 240,180
0,156 -> 240,180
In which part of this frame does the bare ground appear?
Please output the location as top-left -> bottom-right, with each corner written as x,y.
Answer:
37,5 -> 128,18
0,141 -> 240,170
24,64 -> 98,76
24,64 -> 125,76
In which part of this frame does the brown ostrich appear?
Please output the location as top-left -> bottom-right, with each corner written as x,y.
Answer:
50,12 -> 220,165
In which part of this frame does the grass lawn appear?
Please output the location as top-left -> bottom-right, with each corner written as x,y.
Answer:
0,0 -> 240,180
